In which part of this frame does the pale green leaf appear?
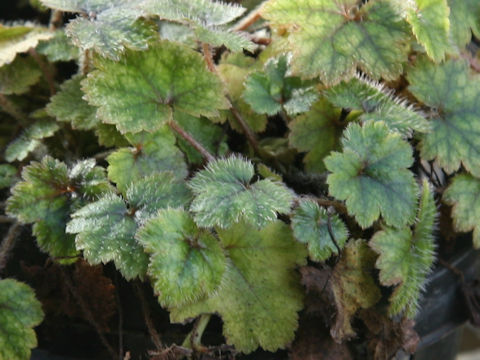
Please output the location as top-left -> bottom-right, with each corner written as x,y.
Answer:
107,126 -> 187,193
193,26 -> 255,52
370,180 -> 436,317
170,221 -> 307,353
188,155 -> 295,228
94,124 -> 129,147
36,29 -> 80,62
0,24 -> 53,66
0,164 -> 18,188
288,99 -> 344,173
0,279 -> 44,360
291,198 -> 348,261
0,57 -> 41,95
447,0 -> 480,50
325,121 -> 418,229
137,208 -> 225,307
262,0 -> 411,84
6,156 -> 111,260
82,41 -> 229,134
47,75 -> 98,130
408,58 -> 480,178
324,75 -> 430,136
443,174 -> 480,248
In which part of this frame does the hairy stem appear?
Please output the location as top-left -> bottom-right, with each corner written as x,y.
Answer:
0,222 -> 21,274
49,10 -> 63,31
182,314 -> 211,351
202,43 -> 217,73
168,121 -> 215,162
29,49 -> 56,95
134,282 -> 163,351
232,4 -> 264,32
228,96 -> 262,154
316,197 -> 348,216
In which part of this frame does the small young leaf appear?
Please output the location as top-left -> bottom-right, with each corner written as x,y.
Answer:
330,239 -> 381,342
443,174 -> 480,248
325,121 -> 418,229
0,279 -> 44,360
0,57 -> 41,95
408,58 -> 480,177
188,155 -> 295,228
137,208 -> 225,307
82,41 -> 229,134
94,124 -> 129,148
288,99 -> 344,173
291,198 -> 348,261
262,0 -> 411,84
170,221 -> 307,353
243,55 -> 318,116
36,29 -> 80,62
0,164 -> 18,188
46,75 -> 99,130
5,119 -> 59,162
107,126 -> 188,193
370,180 -> 436,317
0,24 -> 53,66
6,156 -> 110,260
404,0 -> 450,62
447,0 -> 480,49
324,75 -> 430,136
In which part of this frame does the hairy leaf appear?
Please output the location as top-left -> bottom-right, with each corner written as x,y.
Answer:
188,155 -> 295,228
262,0 -> 411,84
443,174 -> 480,248
36,29 -> 80,62
68,174 -> 190,280
370,180 -> 436,317
0,24 -> 53,66
291,198 -> 348,261
94,124 -> 129,147
289,99 -> 344,173
107,126 -> 187,193
6,156 -> 110,260
5,119 -> 59,162
330,239 -> 381,342
243,55 -> 318,116
0,57 -> 41,95
408,58 -> 480,178
325,121 -> 418,229
137,208 -> 225,307
170,221 -> 307,353
0,279 -> 44,360
324,75 -> 430,136
447,0 -> 480,49
0,164 -> 18,188
46,75 -> 98,130
82,41 -> 229,134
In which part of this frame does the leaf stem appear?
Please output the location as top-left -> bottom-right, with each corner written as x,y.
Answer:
182,314 -> 211,351
29,49 -> 56,95
134,281 -> 163,351
0,94 -> 29,125
49,10 -> 63,31
202,43 -> 217,73
228,96 -> 262,154
168,121 -> 215,162
316,197 -> 348,216
232,4 -> 264,32
0,222 -> 21,274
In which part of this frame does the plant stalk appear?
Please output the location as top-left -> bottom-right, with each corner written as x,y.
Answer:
182,314 -> 211,351
168,121 -> 215,162
0,222 -> 21,274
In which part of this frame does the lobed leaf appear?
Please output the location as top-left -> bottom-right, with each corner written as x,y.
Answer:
262,0 -> 411,84
370,180 -> 436,317
82,41 -> 229,134
36,29 -> 80,62
291,198 -> 348,261
0,279 -> 44,360
188,155 -> 295,228
0,164 -> 18,188
170,221 -> 307,353
0,57 -> 41,95
325,121 -> 418,229
408,58 -> 480,178
447,0 -> 480,50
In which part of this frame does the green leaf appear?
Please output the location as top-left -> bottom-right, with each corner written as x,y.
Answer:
0,56 -> 41,95
0,164 -> 18,188
137,208 -> 225,307
36,29 -> 80,62
262,0 -> 411,84
188,155 -> 295,228
170,221 -> 307,353
407,58 -> 480,177
67,173 -> 190,280
324,76 -> 430,136
330,239 -> 381,342
447,0 -> 480,50
291,198 -> 348,261
94,124 -> 129,148
46,75 -> 99,130
243,55 -> 318,116
325,121 -> 418,229
5,119 -> 59,162
82,41 -> 229,134
289,99 -> 344,173
0,279 -> 44,360
370,180 -> 436,317
6,156 -> 111,260
107,126 -> 187,193
443,174 -> 480,248
404,0 -> 450,62
193,26 -> 254,52
0,24 -> 53,66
